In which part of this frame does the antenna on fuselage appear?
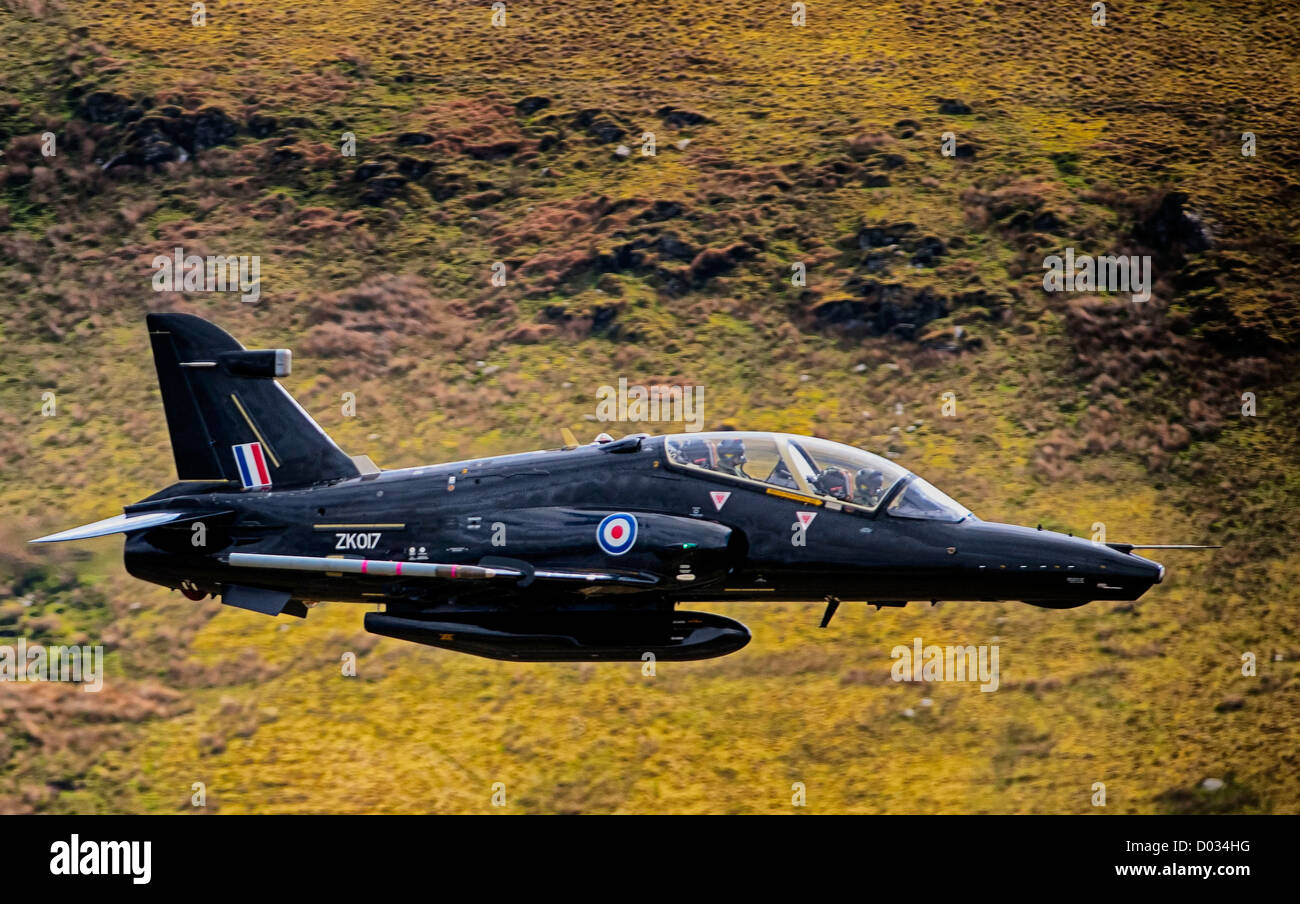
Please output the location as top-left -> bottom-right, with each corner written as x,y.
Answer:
819,597 -> 840,628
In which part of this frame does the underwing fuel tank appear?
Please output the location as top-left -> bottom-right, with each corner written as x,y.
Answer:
363,610 -> 751,662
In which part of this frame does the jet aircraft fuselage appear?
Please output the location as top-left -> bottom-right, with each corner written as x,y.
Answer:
33,314 -> 1174,662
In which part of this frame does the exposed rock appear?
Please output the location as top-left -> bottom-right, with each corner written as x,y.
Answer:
635,199 -> 683,222
351,161 -> 387,182
246,113 -> 278,137
910,235 -> 946,267
920,323 -> 981,352
856,222 -> 915,249
128,139 -> 184,167
539,300 -> 623,337
101,103 -> 239,168
571,109 -> 626,144
655,106 -> 712,127
808,281 -> 949,339
860,250 -> 894,274
892,118 -> 921,138
115,116 -> 185,166
1032,209 -> 1064,232
514,95 -> 551,115
359,175 -> 408,204
595,240 -> 648,273
191,105 -> 238,149
462,139 -> 522,159
1132,190 -> 1212,260
79,90 -> 132,124
1004,206 -> 1064,233
396,156 -> 432,179
655,231 -> 698,262
689,243 -> 752,282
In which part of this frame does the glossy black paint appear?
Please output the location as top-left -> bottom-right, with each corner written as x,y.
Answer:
122,435 -> 1164,613
363,610 -> 752,661
58,314 -> 1170,661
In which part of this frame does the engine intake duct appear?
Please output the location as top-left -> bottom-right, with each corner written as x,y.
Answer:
363,610 -> 751,662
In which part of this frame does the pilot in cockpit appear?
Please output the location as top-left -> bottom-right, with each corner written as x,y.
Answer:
813,467 -> 851,500
855,468 -> 885,506
675,438 -> 714,470
715,438 -> 751,479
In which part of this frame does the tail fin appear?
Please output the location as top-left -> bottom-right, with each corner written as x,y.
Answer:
146,313 -> 359,488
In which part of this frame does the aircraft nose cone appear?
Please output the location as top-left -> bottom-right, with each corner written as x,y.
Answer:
960,522 -> 1167,603
1100,547 -> 1165,596
1122,551 -> 1164,581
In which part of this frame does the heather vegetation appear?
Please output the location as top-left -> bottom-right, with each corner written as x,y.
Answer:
1,0 -> 1297,813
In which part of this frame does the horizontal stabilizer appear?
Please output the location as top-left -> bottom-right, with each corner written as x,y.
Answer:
350,455 -> 382,475
30,510 -> 206,544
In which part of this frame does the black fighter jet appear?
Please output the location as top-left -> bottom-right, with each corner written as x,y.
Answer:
32,314 -> 1209,661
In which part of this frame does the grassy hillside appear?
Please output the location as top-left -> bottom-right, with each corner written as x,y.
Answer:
1,0 -> 1297,813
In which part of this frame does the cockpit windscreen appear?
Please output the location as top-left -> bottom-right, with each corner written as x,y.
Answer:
664,432 -> 913,513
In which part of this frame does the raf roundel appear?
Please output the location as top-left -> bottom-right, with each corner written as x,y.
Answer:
596,513 -> 638,556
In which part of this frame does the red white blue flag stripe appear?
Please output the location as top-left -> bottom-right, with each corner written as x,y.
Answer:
233,442 -> 272,489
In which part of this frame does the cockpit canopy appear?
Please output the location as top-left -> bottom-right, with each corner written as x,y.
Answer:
663,432 -> 971,521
